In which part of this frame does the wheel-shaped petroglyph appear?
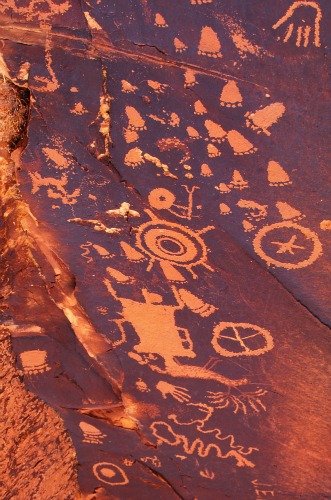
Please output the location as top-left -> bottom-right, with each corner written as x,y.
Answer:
212,322 -> 274,357
253,221 -> 322,269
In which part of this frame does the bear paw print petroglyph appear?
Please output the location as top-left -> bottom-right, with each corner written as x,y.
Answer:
19,350 -> 51,375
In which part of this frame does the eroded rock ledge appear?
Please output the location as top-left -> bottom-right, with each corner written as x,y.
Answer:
0,75 -> 80,499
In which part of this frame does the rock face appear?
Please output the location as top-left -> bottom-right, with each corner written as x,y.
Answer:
0,330 -> 79,499
0,0 -> 330,498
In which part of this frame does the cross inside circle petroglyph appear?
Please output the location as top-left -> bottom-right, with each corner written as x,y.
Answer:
212,323 -> 274,357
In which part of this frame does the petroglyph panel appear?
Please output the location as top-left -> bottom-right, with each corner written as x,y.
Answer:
0,0 -> 330,497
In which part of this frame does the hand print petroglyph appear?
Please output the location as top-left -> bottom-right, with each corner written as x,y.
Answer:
156,381 -> 191,403
2,1 -> 327,495
272,1 -> 322,47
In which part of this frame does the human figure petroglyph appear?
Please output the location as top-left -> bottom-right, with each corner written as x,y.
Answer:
104,280 -> 247,387
148,185 -> 199,221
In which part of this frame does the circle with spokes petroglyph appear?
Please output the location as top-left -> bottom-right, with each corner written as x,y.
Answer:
253,221 -> 322,269
212,322 -> 274,357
